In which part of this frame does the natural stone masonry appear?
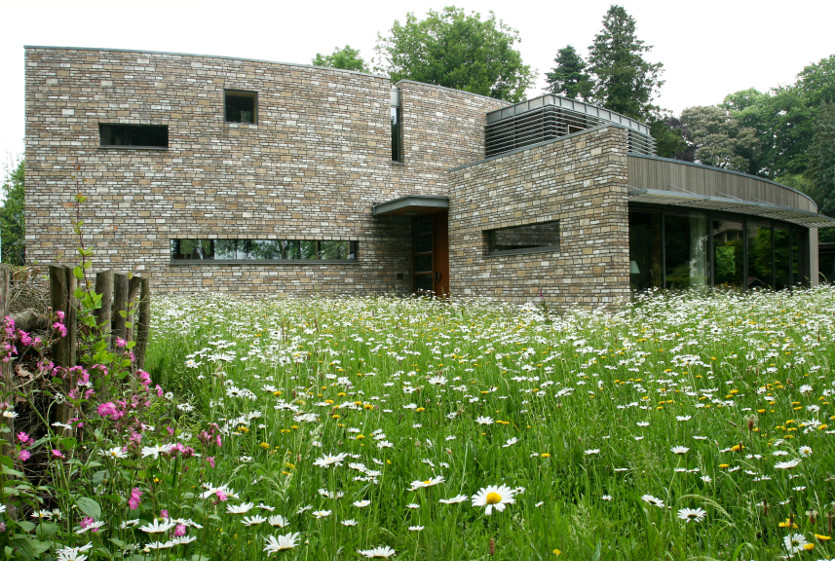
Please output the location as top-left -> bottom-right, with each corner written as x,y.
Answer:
448,126 -> 631,308
25,48 -> 502,296
26,47 -> 823,307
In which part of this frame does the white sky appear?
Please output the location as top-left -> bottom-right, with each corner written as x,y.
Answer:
2,0 -> 834,166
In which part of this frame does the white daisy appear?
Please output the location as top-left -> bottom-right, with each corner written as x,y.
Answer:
264,532 -> 300,554
676,507 -> 706,523
358,545 -> 396,558
471,485 -> 516,515
138,519 -> 176,534
439,494 -> 468,504
268,515 -> 289,527
641,495 -> 665,508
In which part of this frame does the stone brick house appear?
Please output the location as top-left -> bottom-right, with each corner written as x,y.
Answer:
24,47 -> 834,308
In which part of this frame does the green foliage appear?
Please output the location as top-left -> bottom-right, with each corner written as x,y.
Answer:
312,45 -> 369,73
680,105 -> 757,172
676,54 -> 835,195
374,6 -> 534,102
807,101 -> 835,216
586,5 -> 664,121
0,160 -> 25,265
545,45 -> 591,100
648,115 -> 688,159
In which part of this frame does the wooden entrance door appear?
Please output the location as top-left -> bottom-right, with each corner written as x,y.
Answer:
412,214 -> 449,297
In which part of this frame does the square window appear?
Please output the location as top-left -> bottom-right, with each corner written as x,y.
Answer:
225,90 -> 257,124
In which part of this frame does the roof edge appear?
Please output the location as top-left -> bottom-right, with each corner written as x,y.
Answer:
628,152 -> 818,210
24,45 -> 391,81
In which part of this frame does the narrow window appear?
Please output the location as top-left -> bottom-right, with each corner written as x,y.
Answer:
486,221 -> 560,255
99,124 -> 168,148
391,88 -> 403,162
170,239 -> 357,262
225,90 -> 257,124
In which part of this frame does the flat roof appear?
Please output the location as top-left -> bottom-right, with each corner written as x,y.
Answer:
372,195 -> 449,217
629,188 -> 835,228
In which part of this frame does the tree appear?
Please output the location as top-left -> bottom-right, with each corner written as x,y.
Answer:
648,115 -> 689,160
680,105 -> 756,172
374,7 -> 534,102
807,102 -> 835,217
312,45 -> 369,73
545,45 -> 591,100
0,160 -> 25,265
586,5 -> 664,121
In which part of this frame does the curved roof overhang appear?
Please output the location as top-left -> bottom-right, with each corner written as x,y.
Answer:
629,187 -> 835,229
372,195 -> 448,217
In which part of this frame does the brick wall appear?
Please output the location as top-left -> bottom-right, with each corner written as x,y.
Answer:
24,48 -> 502,296
448,126 -> 632,309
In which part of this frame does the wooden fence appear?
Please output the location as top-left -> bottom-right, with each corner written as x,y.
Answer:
0,265 -> 150,427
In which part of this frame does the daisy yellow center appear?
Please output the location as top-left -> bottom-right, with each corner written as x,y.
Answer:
485,492 -> 502,504
424,480 -> 432,485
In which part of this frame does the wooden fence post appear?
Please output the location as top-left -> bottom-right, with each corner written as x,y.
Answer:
49,265 -> 77,425
134,278 -> 150,370
94,270 -> 113,350
112,273 -> 128,346
0,265 -> 12,459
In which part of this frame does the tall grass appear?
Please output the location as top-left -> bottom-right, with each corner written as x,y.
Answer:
4,288 -> 835,560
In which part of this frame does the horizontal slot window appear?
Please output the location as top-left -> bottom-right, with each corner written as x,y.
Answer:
487,220 -> 560,255
100,124 -> 168,148
171,239 -> 357,262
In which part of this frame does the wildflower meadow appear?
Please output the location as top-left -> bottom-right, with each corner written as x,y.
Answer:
2,286 -> 835,560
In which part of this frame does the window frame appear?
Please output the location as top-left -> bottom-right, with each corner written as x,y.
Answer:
224,90 -> 258,124
485,220 -> 561,256
99,123 -> 169,149
170,239 -> 358,265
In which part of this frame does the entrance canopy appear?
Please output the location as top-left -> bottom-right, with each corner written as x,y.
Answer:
371,195 -> 448,217
628,187 -> 835,229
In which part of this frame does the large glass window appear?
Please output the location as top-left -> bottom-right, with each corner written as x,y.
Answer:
773,224 -> 792,290
664,213 -> 708,290
171,239 -> 357,262
712,219 -> 744,289
630,207 -> 810,293
748,221 -> 773,289
629,211 -> 662,290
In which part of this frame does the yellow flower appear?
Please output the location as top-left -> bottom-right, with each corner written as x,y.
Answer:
815,534 -> 831,541
552,549 -> 561,555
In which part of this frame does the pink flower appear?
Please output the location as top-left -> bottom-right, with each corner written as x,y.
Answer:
174,524 -> 186,537
52,322 -> 68,338
51,449 -> 65,459
55,310 -> 65,322
215,489 -> 227,502
115,337 -> 127,348
128,487 -> 142,510
160,509 -> 169,519
16,431 -> 31,444
97,402 -> 123,421
18,450 -> 31,462
206,456 -> 216,469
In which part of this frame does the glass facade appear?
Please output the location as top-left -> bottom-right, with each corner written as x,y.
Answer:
629,206 -> 809,291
